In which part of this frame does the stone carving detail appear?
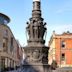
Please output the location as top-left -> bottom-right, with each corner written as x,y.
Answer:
26,19 -> 47,43
31,49 -> 43,62
33,49 -> 39,59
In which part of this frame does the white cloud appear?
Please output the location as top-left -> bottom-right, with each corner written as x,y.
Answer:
49,24 -> 72,34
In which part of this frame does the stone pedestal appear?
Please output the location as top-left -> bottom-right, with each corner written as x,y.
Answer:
23,45 -> 49,72
22,62 -> 50,72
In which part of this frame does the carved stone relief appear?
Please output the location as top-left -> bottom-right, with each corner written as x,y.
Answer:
28,49 -> 43,62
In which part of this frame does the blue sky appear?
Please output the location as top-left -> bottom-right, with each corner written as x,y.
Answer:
0,0 -> 72,46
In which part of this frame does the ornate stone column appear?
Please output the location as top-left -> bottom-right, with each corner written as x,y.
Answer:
24,0 -> 49,72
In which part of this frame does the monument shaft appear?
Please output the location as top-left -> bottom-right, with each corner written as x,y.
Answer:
24,0 -> 49,72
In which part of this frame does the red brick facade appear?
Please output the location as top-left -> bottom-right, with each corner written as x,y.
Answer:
48,31 -> 72,67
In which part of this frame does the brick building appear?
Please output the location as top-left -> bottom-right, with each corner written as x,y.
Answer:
0,13 -> 22,71
48,31 -> 72,67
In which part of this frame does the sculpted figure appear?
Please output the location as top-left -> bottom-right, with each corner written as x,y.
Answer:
33,49 -> 39,59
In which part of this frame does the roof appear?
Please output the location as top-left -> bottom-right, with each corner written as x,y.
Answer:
0,13 -> 10,23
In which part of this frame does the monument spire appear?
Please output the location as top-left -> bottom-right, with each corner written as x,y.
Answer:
26,0 -> 47,46
32,0 -> 41,19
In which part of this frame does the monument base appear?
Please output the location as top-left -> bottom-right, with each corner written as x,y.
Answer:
22,61 -> 50,72
23,45 -> 49,72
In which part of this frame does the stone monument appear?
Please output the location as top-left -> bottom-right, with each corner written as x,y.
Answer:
6,0 -> 72,72
23,0 -> 72,72
24,0 -> 49,72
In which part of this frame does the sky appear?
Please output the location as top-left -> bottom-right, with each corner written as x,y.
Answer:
0,0 -> 72,46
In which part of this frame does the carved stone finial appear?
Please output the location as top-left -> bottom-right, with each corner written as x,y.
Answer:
33,0 -> 40,2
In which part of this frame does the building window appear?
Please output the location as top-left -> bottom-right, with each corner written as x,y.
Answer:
61,53 -> 65,61
4,30 -> 8,36
10,37 -> 13,52
1,57 -> 5,69
3,38 -> 8,52
61,41 -> 66,48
